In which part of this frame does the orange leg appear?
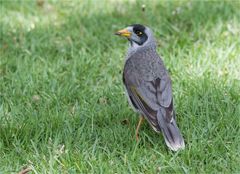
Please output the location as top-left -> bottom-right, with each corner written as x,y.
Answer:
136,116 -> 144,141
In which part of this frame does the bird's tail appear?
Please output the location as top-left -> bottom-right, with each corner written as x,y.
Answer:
157,108 -> 185,151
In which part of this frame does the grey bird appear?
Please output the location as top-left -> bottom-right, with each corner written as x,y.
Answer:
115,24 -> 185,151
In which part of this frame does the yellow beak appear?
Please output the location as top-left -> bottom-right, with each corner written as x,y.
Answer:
115,28 -> 131,38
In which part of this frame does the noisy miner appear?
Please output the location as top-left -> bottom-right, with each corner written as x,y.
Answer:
115,24 -> 185,151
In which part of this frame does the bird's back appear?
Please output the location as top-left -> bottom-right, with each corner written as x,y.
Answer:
124,47 -> 168,84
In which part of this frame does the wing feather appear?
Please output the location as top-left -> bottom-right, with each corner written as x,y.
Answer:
124,74 -> 174,132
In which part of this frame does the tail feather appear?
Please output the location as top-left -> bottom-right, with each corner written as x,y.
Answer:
157,108 -> 185,151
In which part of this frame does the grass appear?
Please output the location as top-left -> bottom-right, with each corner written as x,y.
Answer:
0,0 -> 240,173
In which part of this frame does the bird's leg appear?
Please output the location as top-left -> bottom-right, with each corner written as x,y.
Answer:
136,116 -> 144,141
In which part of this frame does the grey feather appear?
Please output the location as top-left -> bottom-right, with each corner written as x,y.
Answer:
122,25 -> 185,151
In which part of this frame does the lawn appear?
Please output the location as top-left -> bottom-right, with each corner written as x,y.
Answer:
0,0 -> 240,173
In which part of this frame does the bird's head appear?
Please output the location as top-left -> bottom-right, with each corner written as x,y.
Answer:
115,24 -> 156,49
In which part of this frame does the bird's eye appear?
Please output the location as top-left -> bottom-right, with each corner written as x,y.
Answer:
136,31 -> 143,36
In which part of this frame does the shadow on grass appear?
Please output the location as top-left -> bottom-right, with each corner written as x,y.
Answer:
1,1 -> 239,56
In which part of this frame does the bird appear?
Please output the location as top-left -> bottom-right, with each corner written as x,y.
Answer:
115,24 -> 185,151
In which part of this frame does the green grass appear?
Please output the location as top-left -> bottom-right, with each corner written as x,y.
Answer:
1,0 -> 240,173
